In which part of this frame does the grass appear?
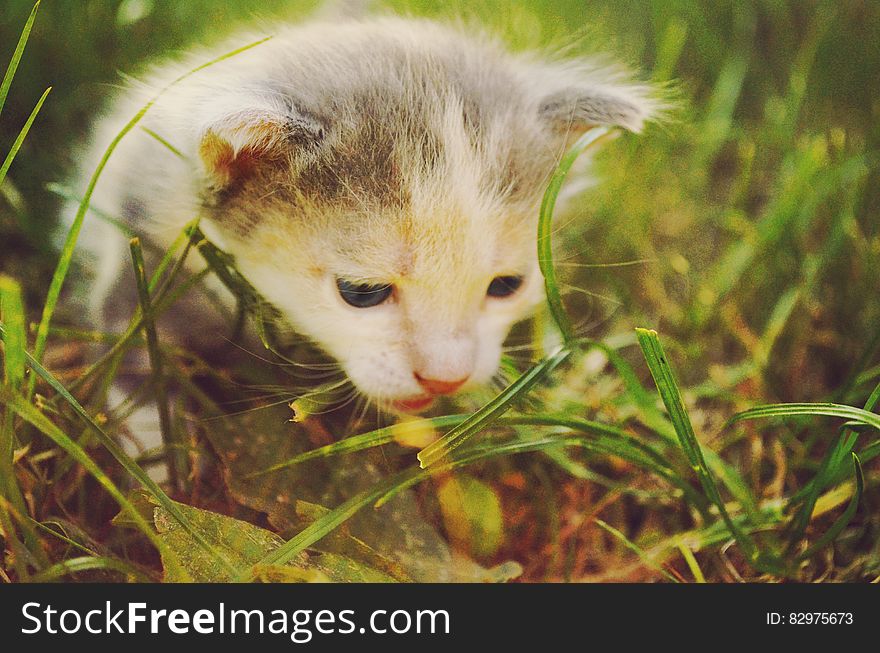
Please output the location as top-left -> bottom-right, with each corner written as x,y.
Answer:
0,0 -> 878,582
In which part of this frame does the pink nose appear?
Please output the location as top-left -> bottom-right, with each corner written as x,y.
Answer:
414,373 -> 469,396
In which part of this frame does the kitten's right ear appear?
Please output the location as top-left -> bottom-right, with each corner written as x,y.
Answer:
198,102 -> 325,190
536,63 -> 663,137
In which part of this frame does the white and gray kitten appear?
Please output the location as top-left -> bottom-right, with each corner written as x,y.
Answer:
70,15 -> 659,417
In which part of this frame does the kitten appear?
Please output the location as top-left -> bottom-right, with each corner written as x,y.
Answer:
70,15 -> 659,417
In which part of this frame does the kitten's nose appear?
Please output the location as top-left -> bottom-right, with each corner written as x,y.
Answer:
414,373 -> 469,396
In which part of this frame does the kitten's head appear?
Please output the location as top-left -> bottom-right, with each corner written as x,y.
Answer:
194,19 -> 659,412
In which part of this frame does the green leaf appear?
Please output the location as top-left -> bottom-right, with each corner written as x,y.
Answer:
117,491 -> 395,582
437,473 -> 504,559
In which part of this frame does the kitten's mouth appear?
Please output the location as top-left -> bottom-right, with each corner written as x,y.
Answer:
391,395 -> 435,413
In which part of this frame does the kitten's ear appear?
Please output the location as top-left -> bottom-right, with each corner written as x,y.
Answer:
198,102 -> 325,189
539,79 -> 660,135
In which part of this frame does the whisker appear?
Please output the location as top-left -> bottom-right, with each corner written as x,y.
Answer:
216,391 -> 300,407
195,396 -> 297,422
571,302 -> 624,337
220,335 -> 341,371
502,342 -> 541,353
346,393 -> 372,435
555,258 -> 657,269
560,283 -> 623,306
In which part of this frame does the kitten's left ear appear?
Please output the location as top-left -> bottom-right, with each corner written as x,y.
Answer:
198,100 -> 325,190
539,80 -> 660,135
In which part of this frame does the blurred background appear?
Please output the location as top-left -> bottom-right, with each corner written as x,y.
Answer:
1,0 -> 879,581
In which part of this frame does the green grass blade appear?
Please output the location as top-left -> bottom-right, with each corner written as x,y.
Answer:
246,415 -> 466,478
676,541 -> 706,583
835,328 -> 880,402
537,127 -> 613,342
595,518 -> 680,582
254,412 -> 669,471
146,218 -> 201,293
30,518 -> 101,558
381,432 -> 685,509
188,226 -> 283,349
0,86 -> 51,189
865,382 -> 880,414
129,237 -> 177,489
249,411 -> 706,509
635,328 -> 762,564
54,220 -> 203,401
44,182 -> 135,236
28,36 -> 272,399
141,127 -> 186,159
64,267 -> 209,396
31,556 -> 153,582
0,0 -> 40,119
586,339 -> 677,440
787,429 -> 857,539
0,277 -> 27,485
727,402 -> 880,431
0,276 -> 47,572
0,277 -> 27,390
417,347 -> 571,468
797,454 -> 863,561
580,340 -> 754,515
62,219 -> 204,396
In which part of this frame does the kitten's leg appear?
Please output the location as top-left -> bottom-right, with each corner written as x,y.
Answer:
91,240 -> 254,487
106,383 -> 169,483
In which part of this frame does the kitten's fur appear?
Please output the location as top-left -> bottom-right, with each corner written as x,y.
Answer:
70,15 -> 659,415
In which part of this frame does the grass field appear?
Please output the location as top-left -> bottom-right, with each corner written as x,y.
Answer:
0,0 -> 878,582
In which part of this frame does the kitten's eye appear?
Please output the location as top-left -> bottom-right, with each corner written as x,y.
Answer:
487,275 -> 524,298
336,278 -> 393,308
